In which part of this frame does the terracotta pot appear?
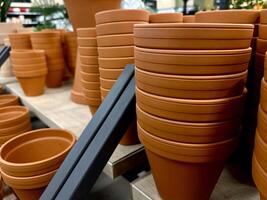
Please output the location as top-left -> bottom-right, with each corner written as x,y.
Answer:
97,34 -> 134,47
95,9 -> 149,25
0,177 -> 3,200
10,50 -> 45,59
99,67 -> 123,79
100,87 -> 109,98
138,124 -> 239,200
14,68 -> 47,78
260,78 -> 267,112
96,21 -> 147,36
136,87 -> 246,122
0,95 -> 19,108
264,53 -> 267,81
18,75 -> 47,96
254,132 -> 267,172
0,106 -> 30,129
0,128 -> 75,177
135,47 -> 251,75
100,78 -> 116,90
81,80 -> 100,90
77,28 -> 96,37
0,119 -> 31,136
136,105 -> 240,143
98,57 -> 134,69
149,13 -> 183,23
134,23 -> 254,50
259,24 -> 267,39
252,156 -> 267,200
13,63 -> 47,71
46,70 -> 63,88
257,106 -> 267,144
30,32 -> 60,39
81,96 -> 101,106
98,46 -> 134,58
8,33 -> 31,49
261,9 -> 267,24
1,168 -> 56,200
11,57 -> 46,65
64,0 -> 122,29
136,67 -> 247,99
256,52 -> 265,67
195,10 -> 260,24
80,71 -> 100,82
120,120 -> 139,145
80,56 -> 98,65
82,87 -> 101,97
183,15 -> 195,23
80,64 -> 100,74
79,47 -> 98,56
256,38 -> 267,54
77,38 -> 97,47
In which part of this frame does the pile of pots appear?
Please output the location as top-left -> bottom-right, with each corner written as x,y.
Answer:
0,106 -> 31,146
63,32 -> 77,75
76,28 -> 101,114
94,9 -> 149,145
0,128 -> 76,200
134,23 -> 253,200
10,50 -> 48,96
8,33 -> 32,50
0,94 -> 19,108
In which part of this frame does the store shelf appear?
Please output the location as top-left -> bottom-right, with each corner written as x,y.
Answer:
0,76 -> 17,86
5,82 -> 146,179
131,165 -> 259,200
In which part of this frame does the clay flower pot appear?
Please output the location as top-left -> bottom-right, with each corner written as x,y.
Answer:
0,95 -> 19,108
10,50 -> 45,59
82,88 -> 101,99
77,38 -> 97,47
81,80 -> 100,90
79,47 -> 98,56
134,23 -> 254,50
98,57 -> 134,69
63,32 -> 77,74
195,10 -> 260,24
254,132 -> 267,172
136,105 -> 240,143
97,34 -> 134,47
135,47 -> 251,75
100,78 -> 116,90
260,78 -> 267,112
136,67 -> 247,99
0,119 -> 31,137
256,38 -> 267,54
261,9 -> 267,24
259,24 -> 267,39
100,87 -> 109,98
136,87 -> 246,122
80,55 -> 98,65
257,106 -> 267,144
149,13 -> 183,23
183,15 -> 195,23
99,67 -> 123,79
80,71 -> 100,82
120,120 -> 139,145
95,9 -> 149,25
98,46 -> 134,58
8,33 -> 32,49
138,124 -> 239,200
77,28 -> 96,37
80,64 -> 100,74
256,52 -> 265,68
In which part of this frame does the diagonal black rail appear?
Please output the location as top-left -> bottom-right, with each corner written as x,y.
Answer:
0,46 -> 11,67
40,64 -> 135,200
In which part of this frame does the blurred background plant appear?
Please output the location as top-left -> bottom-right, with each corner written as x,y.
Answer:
230,0 -> 267,9
0,0 -> 11,22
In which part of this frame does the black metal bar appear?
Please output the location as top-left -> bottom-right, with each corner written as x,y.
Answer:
0,46 -> 11,67
40,64 -> 135,200
55,78 -> 136,200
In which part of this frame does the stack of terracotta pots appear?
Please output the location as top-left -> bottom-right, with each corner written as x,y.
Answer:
134,23 -> 253,200
0,106 -> 31,146
8,33 -> 31,50
0,94 -> 19,108
95,9 -> 149,145
76,28 -> 101,114
0,176 -> 3,200
10,50 -> 48,96
183,15 -> 195,23
149,13 -> 183,23
63,31 -> 77,75
30,32 -> 65,88
252,52 -> 267,200
0,128 -> 76,200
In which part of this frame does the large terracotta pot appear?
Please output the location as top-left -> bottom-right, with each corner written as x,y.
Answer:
98,46 -> 134,58
149,13 -> 183,23
97,34 -> 134,47
79,47 -> 98,56
99,68 -> 123,79
260,78 -> 267,113
138,124 -> 239,200
259,24 -> 267,39
254,132 -> 267,172
98,57 -> 134,69
256,38 -> 267,54
8,33 -> 32,50
0,95 -> 19,108
120,120 -> 139,145
257,106 -> 267,144
260,9 -> 267,24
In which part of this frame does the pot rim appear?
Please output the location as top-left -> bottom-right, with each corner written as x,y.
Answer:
99,56 -> 134,61
98,45 -> 134,50
97,33 -> 133,39
0,95 -> 19,105
99,67 -> 123,72
0,106 -> 29,124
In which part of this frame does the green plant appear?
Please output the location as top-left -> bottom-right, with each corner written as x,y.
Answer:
0,0 -> 11,22
230,0 -> 267,9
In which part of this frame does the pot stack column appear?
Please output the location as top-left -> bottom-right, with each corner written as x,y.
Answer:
95,9 -> 149,145
134,23 -> 254,200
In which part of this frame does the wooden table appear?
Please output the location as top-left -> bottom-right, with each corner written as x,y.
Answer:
6,82 -> 146,179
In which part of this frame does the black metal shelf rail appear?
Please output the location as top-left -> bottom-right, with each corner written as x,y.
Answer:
0,46 -> 11,67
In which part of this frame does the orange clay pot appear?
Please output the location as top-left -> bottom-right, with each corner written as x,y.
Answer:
195,10 -> 260,24
100,78 -> 116,90
46,69 -> 63,88
256,52 -> 265,67
82,88 -> 101,99
79,47 -> 98,56
99,67 -> 123,79
149,13 -> 183,23
77,28 -> 96,37
0,95 -> 19,108
13,63 -> 47,72
0,118 -> 31,136
259,24 -> 267,39
10,50 -> 45,59
260,9 -> 267,24
79,56 -> 98,65
136,105 -> 240,143
183,15 -> 195,23
98,46 -> 134,58
138,124 -> 239,200
100,87 -> 109,98
81,80 -> 100,90
120,120 -> 139,145
8,33 -> 31,49
136,67 -> 247,99
77,37 -> 97,47
10,57 -> 46,65
254,132 -> 267,172
257,105 -> 267,144
97,34 -> 134,47
256,38 -> 267,54
95,9 -> 149,25
13,68 -> 47,78
136,87 -> 246,122
80,72 -> 100,82
80,64 -> 100,74
264,52 -> 267,81
17,75 -> 47,96
98,57 -> 134,69
260,78 -> 267,112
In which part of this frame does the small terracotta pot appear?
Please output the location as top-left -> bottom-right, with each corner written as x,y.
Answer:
8,33 -> 31,49
136,87 -> 246,122
80,56 -> 98,65
81,80 -> 100,90
256,38 -> 267,54
80,71 -> 100,82
80,64 -> 100,74
252,156 -> 267,200
98,46 -> 133,58
97,34 -> 134,47
0,95 -> 19,108
10,50 -> 45,59
254,132 -> 267,172
77,28 -> 96,37
100,87 -> 109,98
138,124 -> 239,200
149,13 -> 183,23
120,120 -> 139,145
0,119 -> 31,136
77,37 -> 97,47
0,106 -> 30,129
136,67 -> 247,99
257,106 -> 267,144
79,47 -> 98,56
99,67 -> 123,79
183,15 -> 195,23
195,10 -> 260,24
95,9 -> 149,25
46,69 -> 63,88
18,75 -> 47,96
259,24 -> 267,39
100,78 -> 116,90
96,21 -> 147,36
136,105 -> 240,143
11,57 -> 46,65
82,88 -> 101,98
134,23 -> 253,50
98,57 -> 134,69
261,9 -> 267,24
